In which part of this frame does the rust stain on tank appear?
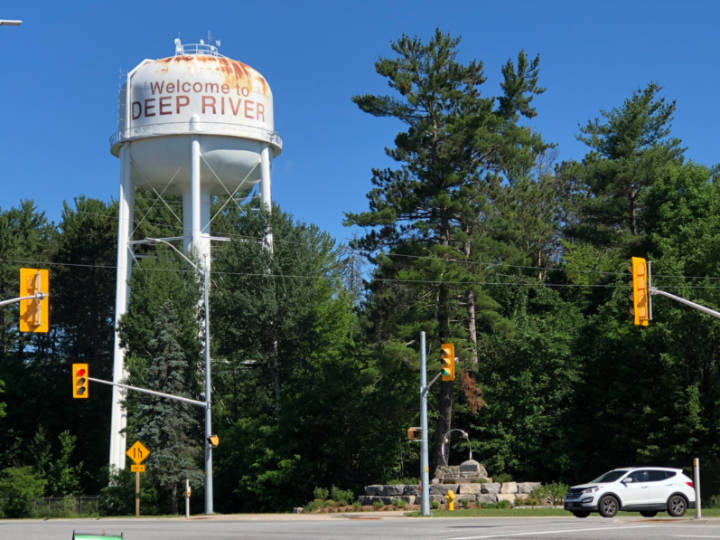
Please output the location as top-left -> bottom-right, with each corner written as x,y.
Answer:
150,55 -> 269,96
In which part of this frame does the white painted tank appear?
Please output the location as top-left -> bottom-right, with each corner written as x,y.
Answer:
110,39 -> 282,194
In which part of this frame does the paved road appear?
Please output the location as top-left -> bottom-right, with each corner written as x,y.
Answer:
2,513 -> 720,539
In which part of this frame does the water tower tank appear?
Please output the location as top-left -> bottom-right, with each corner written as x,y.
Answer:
108,39 -> 281,477
111,39 -> 282,193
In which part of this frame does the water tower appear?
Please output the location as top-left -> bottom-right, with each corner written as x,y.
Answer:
109,39 -> 282,472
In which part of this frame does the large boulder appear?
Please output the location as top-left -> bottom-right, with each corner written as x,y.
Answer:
500,482 -> 518,494
381,485 -> 405,497
459,459 -> 488,478
477,493 -> 498,505
517,482 -> 541,494
429,484 -> 459,495
458,483 -> 483,495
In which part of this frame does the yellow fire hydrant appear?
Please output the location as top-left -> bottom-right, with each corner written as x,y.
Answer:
446,490 -> 456,511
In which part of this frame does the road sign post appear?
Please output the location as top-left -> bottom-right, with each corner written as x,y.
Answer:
126,441 -> 150,517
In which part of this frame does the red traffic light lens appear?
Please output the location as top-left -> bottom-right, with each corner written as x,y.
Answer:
76,368 -> 86,377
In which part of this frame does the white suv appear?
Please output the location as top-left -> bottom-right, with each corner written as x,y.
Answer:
563,467 -> 696,518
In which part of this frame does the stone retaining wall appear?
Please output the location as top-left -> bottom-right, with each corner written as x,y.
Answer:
359,480 -> 542,506
359,461 -> 542,506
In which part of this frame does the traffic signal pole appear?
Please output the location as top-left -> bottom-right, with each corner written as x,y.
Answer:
419,331 -> 430,517
633,258 -> 720,322
87,376 -> 207,408
650,287 -> 720,320
419,331 -> 443,517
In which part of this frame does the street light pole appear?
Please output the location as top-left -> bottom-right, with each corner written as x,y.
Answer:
202,254 -> 213,515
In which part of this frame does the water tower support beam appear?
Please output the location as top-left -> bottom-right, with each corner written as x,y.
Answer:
191,138 -> 202,256
260,145 -> 273,251
109,144 -> 133,472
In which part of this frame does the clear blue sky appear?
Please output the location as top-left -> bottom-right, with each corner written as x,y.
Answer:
1,1 -> 718,246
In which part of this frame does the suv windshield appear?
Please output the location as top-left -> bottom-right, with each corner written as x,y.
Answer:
592,470 -> 628,483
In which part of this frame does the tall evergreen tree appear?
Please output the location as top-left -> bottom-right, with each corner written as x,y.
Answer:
565,82 -> 684,250
347,29 -> 548,467
126,300 -> 202,514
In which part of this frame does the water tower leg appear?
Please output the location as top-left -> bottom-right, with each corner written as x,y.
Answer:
109,144 -> 134,473
183,138 -> 211,265
260,145 -> 273,251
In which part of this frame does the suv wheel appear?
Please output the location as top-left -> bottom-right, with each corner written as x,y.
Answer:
667,494 -> 687,517
598,495 -> 619,518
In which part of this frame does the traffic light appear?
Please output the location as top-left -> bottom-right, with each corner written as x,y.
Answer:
407,427 -> 421,441
72,363 -> 89,399
440,342 -> 455,381
19,268 -> 49,333
630,257 -> 650,326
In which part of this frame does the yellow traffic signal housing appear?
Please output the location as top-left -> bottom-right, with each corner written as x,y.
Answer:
630,257 -> 650,326
72,363 -> 89,399
208,434 -> 220,447
440,343 -> 455,381
19,268 -> 49,333
407,427 -> 421,441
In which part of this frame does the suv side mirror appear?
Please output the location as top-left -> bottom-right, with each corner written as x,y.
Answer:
622,477 -> 634,484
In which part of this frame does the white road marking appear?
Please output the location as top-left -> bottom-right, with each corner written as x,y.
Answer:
449,524 -> 655,539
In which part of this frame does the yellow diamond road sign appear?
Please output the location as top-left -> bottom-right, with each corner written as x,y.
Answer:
127,440 -> 150,464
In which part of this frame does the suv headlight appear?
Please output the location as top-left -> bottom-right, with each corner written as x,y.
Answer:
581,486 -> 599,495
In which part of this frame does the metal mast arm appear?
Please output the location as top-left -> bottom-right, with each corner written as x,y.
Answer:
651,288 -> 720,321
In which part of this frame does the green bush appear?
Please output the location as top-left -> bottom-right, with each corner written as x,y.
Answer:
494,473 -> 513,483
480,499 -> 513,509
431,500 -> 440,509
99,469 -> 159,516
372,499 -> 384,509
528,483 -> 568,506
0,466 -> 46,518
323,499 -> 336,508
352,501 -> 361,511
461,499 -> 471,509
387,478 -> 419,485
313,487 -> 329,500
330,486 -> 354,506
302,498 -> 325,513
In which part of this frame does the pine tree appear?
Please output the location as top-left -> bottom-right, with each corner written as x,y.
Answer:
128,300 -> 202,514
347,29 -> 548,467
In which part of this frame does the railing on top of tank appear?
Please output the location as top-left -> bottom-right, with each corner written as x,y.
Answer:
109,121 -> 283,148
175,42 -> 223,57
